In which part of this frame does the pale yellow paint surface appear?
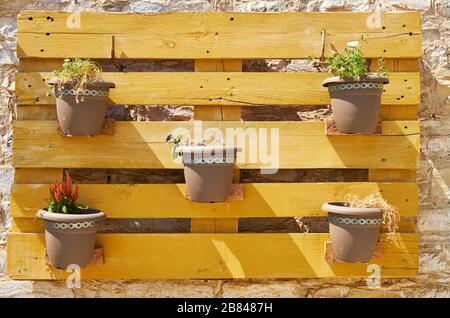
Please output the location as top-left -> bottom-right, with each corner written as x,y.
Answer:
12,120 -> 419,169
10,182 -> 418,219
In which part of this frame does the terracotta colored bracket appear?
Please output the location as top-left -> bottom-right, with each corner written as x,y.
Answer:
46,248 -> 104,267
57,118 -> 115,137
324,241 -> 382,263
185,184 -> 243,202
325,116 -> 382,135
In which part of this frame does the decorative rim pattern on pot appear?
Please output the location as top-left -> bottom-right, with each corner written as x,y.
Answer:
44,220 -> 96,230
183,157 -> 236,164
328,215 -> 382,225
56,88 -> 108,97
328,82 -> 383,92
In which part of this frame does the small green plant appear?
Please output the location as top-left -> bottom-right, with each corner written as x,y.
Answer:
47,172 -> 85,214
310,34 -> 388,80
52,58 -> 103,102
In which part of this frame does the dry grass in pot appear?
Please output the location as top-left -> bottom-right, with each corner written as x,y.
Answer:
345,193 -> 400,241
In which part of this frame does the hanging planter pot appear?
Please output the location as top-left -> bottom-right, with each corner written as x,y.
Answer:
37,209 -> 105,269
48,80 -> 115,136
322,202 -> 383,263
322,76 -> 389,134
177,146 -> 241,203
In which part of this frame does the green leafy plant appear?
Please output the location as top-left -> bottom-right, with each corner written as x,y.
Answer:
47,171 -> 85,214
52,58 -> 103,102
345,193 -> 399,240
310,34 -> 388,80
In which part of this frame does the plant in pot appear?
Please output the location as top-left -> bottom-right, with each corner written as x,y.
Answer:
322,194 -> 399,263
48,58 -> 115,136
312,37 -> 389,134
36,172 -> 105,269
166,135 -> 241,203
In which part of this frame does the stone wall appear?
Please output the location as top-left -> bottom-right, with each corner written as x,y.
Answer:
0,0 -> 449,298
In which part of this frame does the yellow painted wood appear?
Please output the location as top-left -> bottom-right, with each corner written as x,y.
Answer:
10,182 -> 418,219
370,58 -> 420,72
191,59 -> 241,233
12,120 -> 420,169
17,104 -> 418,121
17,11 -> 421,59
11,218 -> 44,233
368,169 -> 416,182
17,33 -> 112,58
6,233 -> 418,279
16,72 -> 420,106
14,168 -> 62,184
19,58 -> 64,72
16,105 -> 56,120
369,58 -> 419,183
380,105 -> 417,120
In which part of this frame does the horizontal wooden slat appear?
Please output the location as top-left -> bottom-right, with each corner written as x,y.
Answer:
7,233 -> 418,279
17,11 -> 421,59
16,72 -> 420,106
16,104 -> 419,121
13,121 -> 419,169
10,182 -> 418,219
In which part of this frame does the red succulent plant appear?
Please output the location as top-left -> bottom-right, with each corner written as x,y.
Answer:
48,171 -> 83,214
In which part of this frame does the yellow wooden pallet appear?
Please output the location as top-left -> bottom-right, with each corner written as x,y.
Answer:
8,11 -> 421,280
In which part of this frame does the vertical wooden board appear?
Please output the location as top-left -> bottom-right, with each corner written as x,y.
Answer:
19,58 -> 64,72
368,169 -> 416,182
192,59 -> 242,233
14,168 -> 62,184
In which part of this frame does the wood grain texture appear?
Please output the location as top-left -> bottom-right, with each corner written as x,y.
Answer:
12,120 -> 419,169
10,182 -> 418,219
16,72 -> 420,106
14,168 -> 62,184
17,11 -> 421,59
7,233 -> 418,279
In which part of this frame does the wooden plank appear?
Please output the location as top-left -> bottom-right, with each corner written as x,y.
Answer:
12,120 -> 420,169
14,168 -> 62,184
6,233 -> 418,280
19,58 -> 64,72
17,33 -> 112,59
16,105 -> 56,120
380,105 -> 417,120
10,182 -> 418,219
17,104 -> 418,121
10,216 -> 417,234
17,11 -> 421,59
368,169 -> 416,182
16,72 -> 420,106
369,58 -> 419,183
11,218 -> 44,233
191,59 -> 242,233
